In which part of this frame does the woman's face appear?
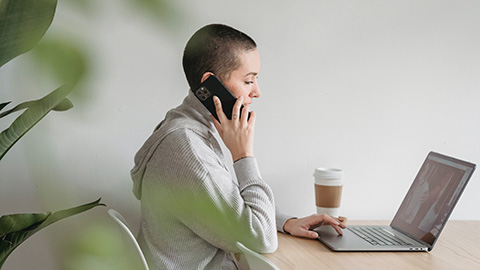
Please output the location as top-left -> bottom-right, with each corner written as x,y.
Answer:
222,49 -> 261,106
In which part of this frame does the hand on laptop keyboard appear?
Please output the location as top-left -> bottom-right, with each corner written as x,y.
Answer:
284,214 -> 346,239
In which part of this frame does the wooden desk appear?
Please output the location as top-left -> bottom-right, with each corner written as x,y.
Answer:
264,221 -> 480,270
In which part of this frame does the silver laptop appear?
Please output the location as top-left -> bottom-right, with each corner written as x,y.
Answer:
316,151 -> 476,252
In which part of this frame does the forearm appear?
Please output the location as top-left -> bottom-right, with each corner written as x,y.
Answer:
233,157 -> 278,252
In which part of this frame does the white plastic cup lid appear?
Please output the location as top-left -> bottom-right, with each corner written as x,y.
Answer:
313,168 -> 343,179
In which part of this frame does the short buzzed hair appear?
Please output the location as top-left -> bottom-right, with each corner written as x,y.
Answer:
182,24 -> 257,90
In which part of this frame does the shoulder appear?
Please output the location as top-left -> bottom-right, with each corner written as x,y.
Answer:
161,127 -> 210,153
154,127 -> 223,171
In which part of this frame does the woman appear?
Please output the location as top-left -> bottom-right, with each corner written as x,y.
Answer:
131,23 -> 344,270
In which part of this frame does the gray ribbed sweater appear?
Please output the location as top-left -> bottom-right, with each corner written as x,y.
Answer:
131,91 -> 291,269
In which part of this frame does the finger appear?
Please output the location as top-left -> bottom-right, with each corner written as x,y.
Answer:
306,214 -> 328,227
247,110 -> 256,126
240,104 -> 250,124
332,224 -> 344,235
325,218 -> 344,235
213,96 -> 228,123
323,214 -> 341,226
320,215 -> 344,235
211,115 -> 223,135
336,216 -> 345,225
306,230 -> 319,239
293,228 -> 319,239
232,96 -> 244,120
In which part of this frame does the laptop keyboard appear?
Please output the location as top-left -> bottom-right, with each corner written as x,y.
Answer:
348,226 -> 413,246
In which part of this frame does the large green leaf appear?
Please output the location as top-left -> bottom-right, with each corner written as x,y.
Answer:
0,198 -> 105,268
0,98 -> 72,119
0,0 -> 58,68
0,103 -> 11,112
0,85 -> 74,160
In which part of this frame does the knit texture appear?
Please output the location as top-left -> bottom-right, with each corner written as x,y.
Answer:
131,91 -> 280,269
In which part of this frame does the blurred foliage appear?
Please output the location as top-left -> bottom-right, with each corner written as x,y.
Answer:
30,38 -> 87,88
1,0 -> 187,268
29,36 -> 89,100
146,183 -> 270,254
63,218 -> 145,270
0,85 -> 74,160
68,0 -> 96,13
0,0 -> 76,162
0,199 -> 104,268
0,0 -> 103,268
0,0 -> 57,67
128,0 -> 182,29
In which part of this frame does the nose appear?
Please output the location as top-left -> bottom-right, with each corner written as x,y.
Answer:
251,81 -> 261,98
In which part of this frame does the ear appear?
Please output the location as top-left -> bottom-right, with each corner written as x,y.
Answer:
201,72 -> 214,83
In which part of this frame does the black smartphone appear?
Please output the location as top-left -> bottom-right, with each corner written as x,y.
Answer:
192,75 -> 245,122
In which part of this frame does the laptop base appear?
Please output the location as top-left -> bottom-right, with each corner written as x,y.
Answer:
316,225 -> 428,252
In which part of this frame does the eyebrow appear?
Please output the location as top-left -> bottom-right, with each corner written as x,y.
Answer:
244,72 -> 258,77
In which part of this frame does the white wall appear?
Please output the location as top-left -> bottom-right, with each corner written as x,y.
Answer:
1,0 -> 479,268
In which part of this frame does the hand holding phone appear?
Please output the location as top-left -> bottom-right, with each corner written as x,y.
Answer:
192,75 -> 246,122
192,75 -> 255,161
212,95 -> 255,161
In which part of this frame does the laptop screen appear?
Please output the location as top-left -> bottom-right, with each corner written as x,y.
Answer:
391,152 -> 475,247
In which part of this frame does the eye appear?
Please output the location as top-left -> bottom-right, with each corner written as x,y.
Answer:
245,81 -> 254,85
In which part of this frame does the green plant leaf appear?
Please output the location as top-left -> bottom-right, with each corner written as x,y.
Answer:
0,98 -> 73,119
0,85 -> 74,160
0,103 -> 11,112
0,198 -> 105,268
0,0 -> 58,68
0,101 -> 35,119
52,98 -> 74,112
0,213 -> 49,237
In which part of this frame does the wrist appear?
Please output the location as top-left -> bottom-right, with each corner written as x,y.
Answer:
232,151 -> 254,162
283,218 -> 297,234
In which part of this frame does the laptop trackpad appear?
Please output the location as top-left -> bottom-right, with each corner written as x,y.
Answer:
315,226 -> 373,251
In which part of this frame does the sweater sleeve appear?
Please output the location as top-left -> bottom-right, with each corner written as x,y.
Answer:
275,210 -> 294,233
152,129 -> 278,253
234,158 -> 295,234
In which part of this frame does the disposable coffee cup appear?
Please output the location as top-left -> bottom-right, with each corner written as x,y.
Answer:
314,168 -> 343,217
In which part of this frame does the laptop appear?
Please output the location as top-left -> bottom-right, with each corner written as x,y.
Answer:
316,151 -> 476,252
